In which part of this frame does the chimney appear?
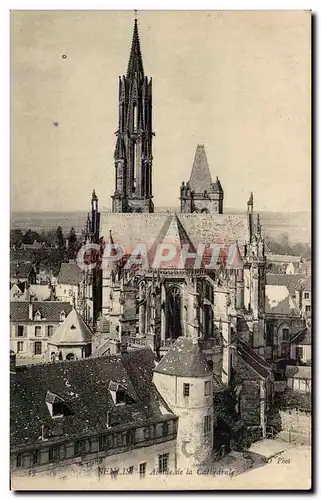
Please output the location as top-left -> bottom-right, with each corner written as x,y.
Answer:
29,301 -> 33,320
41,424 -> 48,441
10,351 -> 16,374
106,411 -> 111,429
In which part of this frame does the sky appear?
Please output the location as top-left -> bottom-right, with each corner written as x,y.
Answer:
10,10 -> 311,213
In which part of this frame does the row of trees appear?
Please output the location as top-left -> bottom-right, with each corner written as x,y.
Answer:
10,226 -> 83,274
265,232 -> 311,260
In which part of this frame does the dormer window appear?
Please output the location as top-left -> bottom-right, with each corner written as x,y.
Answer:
45,391 -> 72,418
109,381 -> 131,406
60,311 -> 66,322
34,310 -> 42,321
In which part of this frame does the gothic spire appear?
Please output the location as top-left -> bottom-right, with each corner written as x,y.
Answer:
189,144 -> 213,194
127,17 -> 144,79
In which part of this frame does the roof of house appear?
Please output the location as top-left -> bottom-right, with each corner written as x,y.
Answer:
154,337 -> 212,378
236,338 -> 272,379
290,326 -> 311,346
20,240 -> 46,250
266,254 -> 302,264
48,308 -> 93,346
10,282 -> 26,294
57,262 -> 84,285
189,144 -> 213,193
10,262 -> 35,280
10,301 -> 72,322
266,274 -> 302,295
265,285 -> 300,316
285,365 -> 311,380
10,348 -> 175,450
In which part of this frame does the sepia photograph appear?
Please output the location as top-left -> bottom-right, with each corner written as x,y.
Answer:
9,9 -> 311,491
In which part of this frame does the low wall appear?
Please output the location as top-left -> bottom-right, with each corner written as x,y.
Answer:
279,409 -> 311,436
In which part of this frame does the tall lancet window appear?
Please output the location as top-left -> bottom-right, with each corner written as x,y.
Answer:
133,142 -> 137,192
203,282 -> 213,340
133,102 -> 137,131
167,287 -> 182,339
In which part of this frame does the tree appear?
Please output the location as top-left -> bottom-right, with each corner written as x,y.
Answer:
55,226 -> 65,250
10,229 -> 24,247
67,227 -> 77,261
22,229 -> 40,245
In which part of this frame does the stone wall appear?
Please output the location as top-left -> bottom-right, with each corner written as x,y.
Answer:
279,409 -> 311,436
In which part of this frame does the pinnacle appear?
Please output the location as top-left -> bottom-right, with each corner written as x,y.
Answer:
126,18 -> 144,79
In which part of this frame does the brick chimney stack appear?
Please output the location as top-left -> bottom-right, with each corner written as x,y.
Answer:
29,297 -> 33,320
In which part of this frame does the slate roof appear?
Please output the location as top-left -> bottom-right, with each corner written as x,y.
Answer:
10,301 -> 72,322
101,212 -> 250,261
154,337 -> 212,378
265,285 -> 300,316
10,348 -> 175,451
10,262 -> 35,280
266,274 -> 302,296
48,308 -> 92,346
189,144 -> 213,193
147,214 -> 198,269
57,262 -> 84,285
290,326 -> 311,346
236,339 -> 272,379
266,254 -> 302,264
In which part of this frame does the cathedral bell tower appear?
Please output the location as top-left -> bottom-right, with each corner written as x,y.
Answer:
112,17 -> 154,213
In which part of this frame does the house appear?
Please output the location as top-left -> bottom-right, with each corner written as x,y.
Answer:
10,301 -> 73,360
10,283 -> 52,302
265,281 -> 305,361
289,326 -> 311,364
10,283 -> 26,301
56,262 -> 93,325
285,261 -> 301,275
10,263 -> 37,285
231,339 -> 273,437
295,276 -> 312,321
10,347 -> 178,477
285,365 -> 311,393
46,308 -> 93,362
20,240 -> 48,251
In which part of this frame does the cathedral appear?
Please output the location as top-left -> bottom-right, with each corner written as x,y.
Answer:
86,17 -> 273,441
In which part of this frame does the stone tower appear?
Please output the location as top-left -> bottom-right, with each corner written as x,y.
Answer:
153,337 -> 214,469
243,193 -> 266,355
111,18 -> 154,213
180,144 -> 224,214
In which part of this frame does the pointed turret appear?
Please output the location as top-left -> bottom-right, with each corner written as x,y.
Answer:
189,144 -> 213,193
126,18 -> 144,80
212,176 -> 223,194
180,144 -> 224,214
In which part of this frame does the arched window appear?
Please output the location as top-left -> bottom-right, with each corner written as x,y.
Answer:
167,287 -> 182,339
